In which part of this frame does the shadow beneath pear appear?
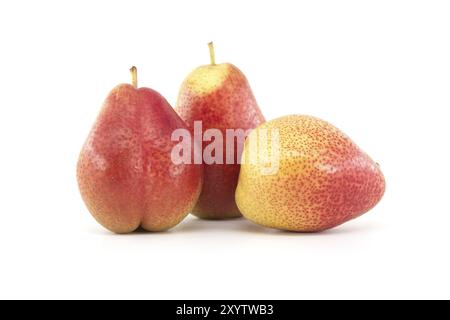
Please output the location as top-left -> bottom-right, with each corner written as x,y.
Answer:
174,215 -> 384,236
87,225 -> 176,236
87,214 -> 383,237
279,222 -> 383,236
174,216 -> 265,234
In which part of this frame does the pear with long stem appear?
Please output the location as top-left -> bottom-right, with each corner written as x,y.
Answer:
176,43 -> 265,219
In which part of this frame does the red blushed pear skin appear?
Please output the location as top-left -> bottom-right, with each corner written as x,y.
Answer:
235,115 -> 386,232
77,67 -> 203,233
176,42 -> 265,219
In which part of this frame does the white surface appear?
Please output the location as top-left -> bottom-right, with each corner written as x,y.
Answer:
0,0 -> 449,299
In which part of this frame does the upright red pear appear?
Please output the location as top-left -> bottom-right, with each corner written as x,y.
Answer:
77,67 -> 203,233
176,43 -> 265,219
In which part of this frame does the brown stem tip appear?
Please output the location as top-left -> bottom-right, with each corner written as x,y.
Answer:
130,66 -> 138,88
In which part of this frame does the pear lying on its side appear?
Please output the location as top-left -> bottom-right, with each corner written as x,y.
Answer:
235,115 -> 385,232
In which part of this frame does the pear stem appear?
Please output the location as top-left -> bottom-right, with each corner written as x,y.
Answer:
208,42 -> 216,65
130,66 -> 138,88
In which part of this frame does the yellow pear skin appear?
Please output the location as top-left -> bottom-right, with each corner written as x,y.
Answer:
235,115 -> 386,232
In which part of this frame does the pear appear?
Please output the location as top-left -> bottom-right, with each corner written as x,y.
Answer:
176,43 -> 265,219
77,67 -> 203,233
235,115 -> 385,232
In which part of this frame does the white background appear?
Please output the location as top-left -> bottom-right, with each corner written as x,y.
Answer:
0,0 -> 449,299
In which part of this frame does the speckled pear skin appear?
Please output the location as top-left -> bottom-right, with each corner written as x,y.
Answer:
77,84 -> 203,233
176,63 -> 265,219
235,115 -> 385,232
